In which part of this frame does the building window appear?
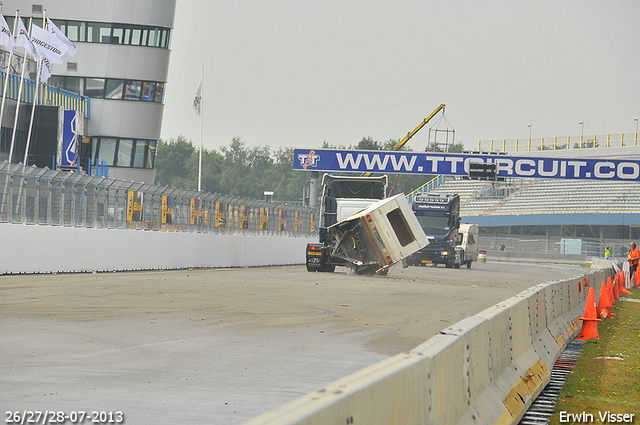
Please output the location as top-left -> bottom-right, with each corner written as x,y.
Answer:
154,83 -> 164,103
63,21 -> 86,42
124,81 -> 142,100
105,79 -> 124,99
96,137 -> 117,166
142,82 -> 155,101
133,140 -> 148,168
48,18 -> 171,49
116,139 -> 134,166
87,21 -> 114,44
147,141 -> 157,168
92,137 -> 158,169
85,78 -> 105,98
49,76 -> 165,103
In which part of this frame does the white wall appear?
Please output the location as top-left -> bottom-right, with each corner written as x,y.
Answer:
0,223 -> 314,274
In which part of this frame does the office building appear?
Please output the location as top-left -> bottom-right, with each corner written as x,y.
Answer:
0,0 -> 177,183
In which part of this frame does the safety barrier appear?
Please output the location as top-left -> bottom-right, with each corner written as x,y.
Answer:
0,223 -> 316,274
244,265 -> 615,425
0,161 -> 318,238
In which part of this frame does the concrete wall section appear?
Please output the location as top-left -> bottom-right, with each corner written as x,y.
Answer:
0,223 -> 314,274
244,264 -> 617,425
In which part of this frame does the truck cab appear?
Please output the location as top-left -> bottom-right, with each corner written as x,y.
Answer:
407,193 -> 462,268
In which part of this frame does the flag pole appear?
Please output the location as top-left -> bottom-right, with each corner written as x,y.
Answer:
23,11 -> 45,165
0,10 -> 18,159
9,15 -> 32,164
24,57 -> 41,165
198,65 -> 203,191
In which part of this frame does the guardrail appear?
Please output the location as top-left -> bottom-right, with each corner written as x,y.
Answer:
478,133 -> 639,153
0,161 -> 317,238
244,265 -> 616,425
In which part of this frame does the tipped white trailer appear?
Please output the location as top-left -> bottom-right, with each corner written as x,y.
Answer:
307,174 -> 428,275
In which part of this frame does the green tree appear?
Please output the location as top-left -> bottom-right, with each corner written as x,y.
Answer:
155,136 -> 196,188
355,136 -> 382,150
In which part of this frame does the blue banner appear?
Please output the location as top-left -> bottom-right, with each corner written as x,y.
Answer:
61,110 -> 80,167
293,148 -> 640,181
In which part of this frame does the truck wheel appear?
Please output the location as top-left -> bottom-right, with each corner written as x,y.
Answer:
466,261 -> 472,269
446,262 -> 453,268
306,265 -> 317,272
323,265 -> 336,273
454,262 -> 460,269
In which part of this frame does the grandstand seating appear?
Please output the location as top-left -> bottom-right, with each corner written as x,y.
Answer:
420,176 -> 640,216
423,178 -> 494,205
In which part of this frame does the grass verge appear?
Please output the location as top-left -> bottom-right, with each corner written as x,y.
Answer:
549,288 -> 640,424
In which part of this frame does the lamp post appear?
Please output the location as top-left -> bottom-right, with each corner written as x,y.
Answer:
635,118 -> 638,146
579,121 -> 584,147
527,123 -> 531,151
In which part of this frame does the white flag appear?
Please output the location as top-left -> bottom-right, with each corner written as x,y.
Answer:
31,24 -> 66,60
0,14 -> 14,52
31,24 -> 64,82
39,55 -> 62,83
16,18 -> 39,60
193,72 -> 202,115
47,18 -> 77,57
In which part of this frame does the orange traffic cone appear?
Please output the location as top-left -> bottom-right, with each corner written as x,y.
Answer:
585,277 -> 589,287
577,287 -> 602,340
611,276 -> 620,301
596,281 -> 612,319
619,271 -> 633,295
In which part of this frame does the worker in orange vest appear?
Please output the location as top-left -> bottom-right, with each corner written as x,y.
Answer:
628,241 -> 640,276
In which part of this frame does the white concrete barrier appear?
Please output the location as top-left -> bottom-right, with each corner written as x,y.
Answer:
244,265 -> 616,425
0,223 -> 315,274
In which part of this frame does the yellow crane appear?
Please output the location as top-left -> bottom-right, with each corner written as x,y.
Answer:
362,104 -> 445,177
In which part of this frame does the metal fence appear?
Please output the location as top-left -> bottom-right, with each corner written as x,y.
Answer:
478,236 -> 630,258
0,161 -> 318,238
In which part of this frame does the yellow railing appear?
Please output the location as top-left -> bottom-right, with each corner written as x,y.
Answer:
478,133 -> 639,153
0,71 -> 90,119
405,175 -> 444,203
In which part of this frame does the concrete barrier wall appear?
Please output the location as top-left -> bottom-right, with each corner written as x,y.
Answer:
0,223 -> 315,274
244,264 -> 616,425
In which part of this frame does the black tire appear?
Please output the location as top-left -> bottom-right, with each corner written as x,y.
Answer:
466,261 -> 472,269
454,262 -> 461,269
445,261 -> 453,268
306,265 -> 317,272
322,265 -> 336,273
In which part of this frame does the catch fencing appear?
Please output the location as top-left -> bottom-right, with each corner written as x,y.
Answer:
0,161 -> 318,238
479,236 -> 631,258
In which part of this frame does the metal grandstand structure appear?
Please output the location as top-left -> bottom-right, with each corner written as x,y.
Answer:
478,132 -> 639,152
425,172 -> 640,257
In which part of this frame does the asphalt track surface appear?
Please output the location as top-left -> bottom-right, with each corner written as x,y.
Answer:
0,261 -> 586,424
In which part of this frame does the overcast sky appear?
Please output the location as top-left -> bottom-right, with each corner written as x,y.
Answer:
160,1 -> 640,153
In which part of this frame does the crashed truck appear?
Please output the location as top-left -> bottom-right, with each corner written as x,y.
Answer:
306,174 -> 428,275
